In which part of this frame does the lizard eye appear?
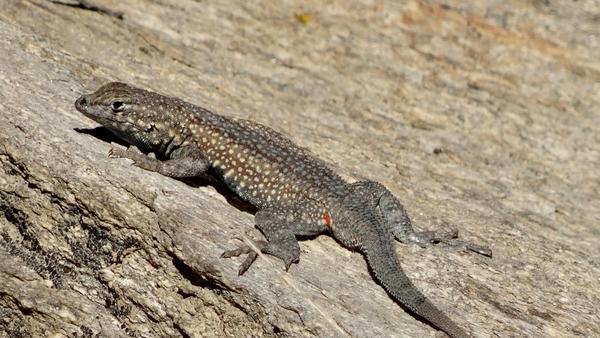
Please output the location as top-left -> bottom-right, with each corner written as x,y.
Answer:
110,101 -> 125,112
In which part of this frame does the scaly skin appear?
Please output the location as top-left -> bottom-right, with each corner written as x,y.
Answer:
75,82 -> 490,338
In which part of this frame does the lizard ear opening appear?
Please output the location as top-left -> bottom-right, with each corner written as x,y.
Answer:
110,101 -> 125,112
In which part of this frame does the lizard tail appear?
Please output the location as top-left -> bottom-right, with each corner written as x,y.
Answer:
362,236 -> 469,338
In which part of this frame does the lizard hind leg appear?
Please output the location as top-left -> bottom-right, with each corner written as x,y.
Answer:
221,226 -> 299,275
220,239 -> 267,275
221,208 -> 327,275
355,181 -> 492,256
372,182 -> 459,245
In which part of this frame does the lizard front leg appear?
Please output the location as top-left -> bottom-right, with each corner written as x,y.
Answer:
222,207 -> 328,275
109,144 -> 210,178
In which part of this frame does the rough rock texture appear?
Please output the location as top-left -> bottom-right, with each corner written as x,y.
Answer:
0,1 -> 599,337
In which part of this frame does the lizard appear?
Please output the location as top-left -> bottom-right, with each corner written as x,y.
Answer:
75,82 -> 491,338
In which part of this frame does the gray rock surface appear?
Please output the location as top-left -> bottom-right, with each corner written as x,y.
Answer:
1,1 -> 599,337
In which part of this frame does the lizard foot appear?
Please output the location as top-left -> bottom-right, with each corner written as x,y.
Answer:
404,228 -> 459,247
446,238 -> 492,257
221,240 -> 267,275
395,224 -> 492,257
108,145 -> 138,159
221,238 -> 300,275
108,146 -> 159,172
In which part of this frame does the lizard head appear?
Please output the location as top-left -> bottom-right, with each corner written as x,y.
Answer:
75,82 -> 174,153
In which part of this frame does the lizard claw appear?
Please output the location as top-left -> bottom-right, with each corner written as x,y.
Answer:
221,240 -> 268,275
220,244 -> 253,258
397,226 -> 492,257
405,228 -> 459,247
237,252 -> 259,275
107,146 -> 160,172
283,259 -> 295,271
108,146 -> 126,158
221,238 -> 300,274
466,243 -> 493,257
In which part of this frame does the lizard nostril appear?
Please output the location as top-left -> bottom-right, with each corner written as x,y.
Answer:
75,95 -> 88,110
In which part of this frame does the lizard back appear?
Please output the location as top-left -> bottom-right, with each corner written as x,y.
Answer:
188,112 -> 346,208
91,83 -> 346,209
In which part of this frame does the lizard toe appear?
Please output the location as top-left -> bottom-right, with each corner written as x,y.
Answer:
220,245 -> 253,258
261,243 -> 300,271
221,240 -> 268,274
238,251 -> 259,275
108,147 -> 126,158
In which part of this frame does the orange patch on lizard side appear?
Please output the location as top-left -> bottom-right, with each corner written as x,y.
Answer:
323,211 -> 332,227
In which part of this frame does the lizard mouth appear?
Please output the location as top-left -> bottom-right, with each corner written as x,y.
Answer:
74,94 -> 88,112
74,94 -> 99,118
74,94 -> 117,123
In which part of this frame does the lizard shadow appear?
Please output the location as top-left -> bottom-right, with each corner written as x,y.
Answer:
178,174 -> 258,214
76,126 -> 130,148
75,126 -> 258,215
